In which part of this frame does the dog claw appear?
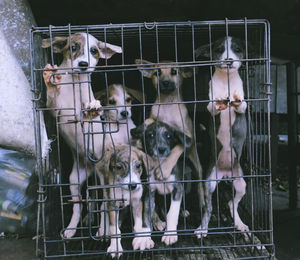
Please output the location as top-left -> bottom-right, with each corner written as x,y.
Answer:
107,242 -> 123,259
194,227 -> 208,239
132,236 -> 155,251
161,231 -> 178,245
63,228 -> 76,239
84,100 -> 102,118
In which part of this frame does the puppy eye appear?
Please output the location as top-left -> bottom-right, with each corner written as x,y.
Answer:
149,132 -> 155,138
166,133 -> 172,139
115,165 -> 123,171
109,99 -> 116,105
125,97 -> 131,103
171,69 -> 177,75
157,69 -> 162,76
71,45 -> 77,52
90,47 -> 98,55
135,161 -> 141,169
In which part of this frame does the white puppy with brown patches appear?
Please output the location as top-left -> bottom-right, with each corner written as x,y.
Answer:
195,36 -> 249,238
42,33 -> 122,238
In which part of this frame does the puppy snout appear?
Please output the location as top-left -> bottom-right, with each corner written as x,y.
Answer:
225,58 -> 234,66
162,80 -> 170,87
128,183 -> 138,190
120,110 -> 129,118
159,80 -> 175,94
158,147 -> 167,156
78,61 -> 89,70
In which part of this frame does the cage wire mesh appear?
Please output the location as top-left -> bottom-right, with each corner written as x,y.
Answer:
31,19 -> 274,259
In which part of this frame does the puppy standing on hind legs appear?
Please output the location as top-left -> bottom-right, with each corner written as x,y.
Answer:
42,33 -> 122,238
195,36 -> 249,238
135,59 -> 204,208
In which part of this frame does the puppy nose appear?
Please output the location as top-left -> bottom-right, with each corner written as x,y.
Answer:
120,110 -> 129,118
225,58 -> 234,66
128,183 -> 137,190
158,147 -> 166,155
162,80 -> 170,87
78,61 -> 88,70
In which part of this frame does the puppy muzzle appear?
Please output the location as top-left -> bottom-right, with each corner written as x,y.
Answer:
159,80 -> 176,94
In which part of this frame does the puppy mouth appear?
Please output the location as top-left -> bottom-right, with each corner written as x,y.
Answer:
159,81 -> 176,94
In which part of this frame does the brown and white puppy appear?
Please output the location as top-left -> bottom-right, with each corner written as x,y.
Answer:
42,33 -> 122,238
135,59 -> 204,205
97,145 -> 155,258
94,84 -> 143,146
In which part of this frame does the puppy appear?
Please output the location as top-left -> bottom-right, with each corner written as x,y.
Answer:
42,33 -> 122,238
93,84 -> 143,237
135,59 -> 204,205
94,84 -> 143,146
194,36 -> 248,238
131,121 -> 192,245
97,145 -> 155,258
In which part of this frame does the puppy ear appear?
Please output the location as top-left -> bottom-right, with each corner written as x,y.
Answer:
180,67 -> 193,78
94,89 -> 108,106
97,41 -> 122,59
125,87 -> 144,103
195,43 -> 213,58
42,36 -> 68,53
135,59 -> 155,78
174,130 -> 192,149
97,147 -> 113,175
131,123 -> 146,140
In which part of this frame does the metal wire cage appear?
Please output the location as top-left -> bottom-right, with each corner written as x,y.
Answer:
31,19 -> 275,259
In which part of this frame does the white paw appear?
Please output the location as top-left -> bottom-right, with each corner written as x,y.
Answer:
63,228 -> 76,238
132,236 -> 155,250
107,241 -> 123,259
194,228 -> 208,239
236,221 -> 249,232
161,231 -> 178,245
84,100 -> 102,118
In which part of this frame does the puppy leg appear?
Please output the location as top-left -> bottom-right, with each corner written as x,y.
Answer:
154,145 -> 184,180
195,167 -> 218,238
64,161 -> 87,238
43,64 -> 62,106
228,168 -> 248,232
161,184 -> 182,245
107,207 -> 123,259
188,146 -> 204,206
132,197 -> 155,251
96,202 -> 110,239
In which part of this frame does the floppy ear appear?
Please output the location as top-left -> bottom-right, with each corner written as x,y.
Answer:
97,41 -> 122,59
42,36 -> 69,53
94,89 -> 108,106
135,59 -> 155,78
195,43 -> 213,58
125,87 -> 144,103
174,130 -> 192,149
130,123 -> 147,140
180,67 -> 193,78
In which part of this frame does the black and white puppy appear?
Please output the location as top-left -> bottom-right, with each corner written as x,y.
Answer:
194,36 -> 248,238
131,121 -> 192,245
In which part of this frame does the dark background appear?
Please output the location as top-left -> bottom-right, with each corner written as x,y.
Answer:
28,0 -> 300,63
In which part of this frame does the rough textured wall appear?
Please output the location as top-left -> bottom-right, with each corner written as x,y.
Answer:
0,0 -> 36,81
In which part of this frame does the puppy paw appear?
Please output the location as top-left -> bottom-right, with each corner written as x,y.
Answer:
63,228 -> 76,239
84,100 -> 102,119
132,236 -> 155,250
107,241 -> 123,259
215,100 -> 228,111
194,227 -> 208,239
43,64 -> 62,89
154,164 -> 172,181
236,222 -> 249,232
153,218 -> 166,231
230,93 -> 242,107
161,231 -> 178,245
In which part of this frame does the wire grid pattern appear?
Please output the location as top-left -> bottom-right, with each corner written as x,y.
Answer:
31,19 -> 274,259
